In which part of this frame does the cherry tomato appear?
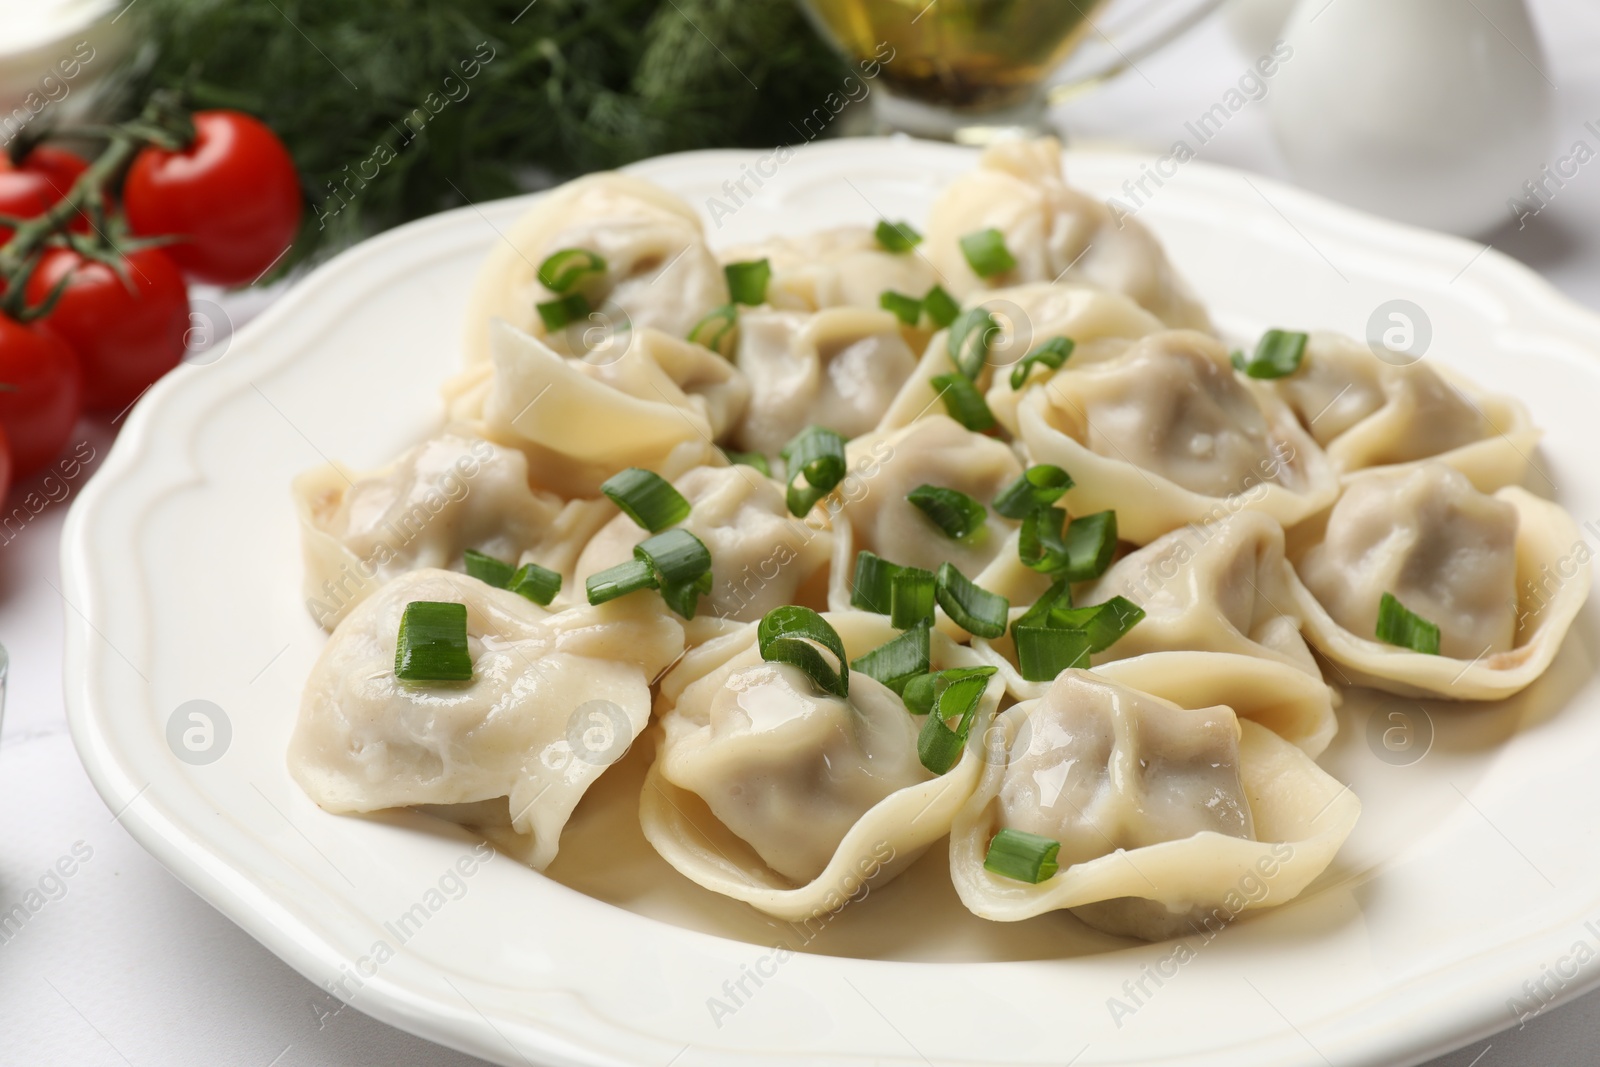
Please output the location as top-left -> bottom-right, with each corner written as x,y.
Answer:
0,315 -> 81,479
0,147 -> 94,244
26,247 -> 190,413
123,111 -> 302,286
0,423 -> 12,503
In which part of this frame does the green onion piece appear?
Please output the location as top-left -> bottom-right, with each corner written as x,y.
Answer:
1050,596 -> 1146,652
928,372 -> 996,432
984,828 -> 1061,883
724,259 -> 771,306
907,484 -> 988,541
586,558 -> 658,605
463,548 -> 514,589
781,425 -> 847,516
849,622 -> 931,695
890,567 -> 937,629
507,562 -> 561,606
1013,625 -> 1092,682
947,307 -> 998,380
1375,592 -> 1441,655
1232,329 -> 1308,379
959,227 -> 1017,278
757,605 -> 849,697
688,303 -> 739,357
660,570 -> 714,620
915,667 -> 997,774
901,665 -> 997,717
537,248 -> 607,293
993,464 -> 1075,520
1015,577 -> 1072,629
874,219 -> 923,253
600,468 -> 691,533
1018,506 -> 1071,574
880,289 -> 923,326
721,448 -> 772,476
394,601 -> 473,683
634,528 -> 712,589
1010,336 -> 1075,390
1062,510 -> 1118,582
935,562 -> 1009,639
922,285 -> 960,329
536,292 -> 589,331
849,550 -> 898,614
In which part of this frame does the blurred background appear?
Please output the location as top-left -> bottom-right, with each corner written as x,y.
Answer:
1,1 -> 1597,1064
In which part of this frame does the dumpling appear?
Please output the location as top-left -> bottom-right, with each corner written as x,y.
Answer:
289,568 -> 686,869
949,666 -> 1360,940
640,612 -> 998,919
1272,331 -> 1537,490
1017,330 -> 1339,544
1287,462 -> 1590,699
925,137 -> 1209,330
877,281 -> 1165,434
825,415 -> 1027,608
573,464 -> 833,623
463,172 -> 728,363
720,226 -> 937,315
730,306 -> 918,455
292,432 -> 605,630
461,319 -> 734,498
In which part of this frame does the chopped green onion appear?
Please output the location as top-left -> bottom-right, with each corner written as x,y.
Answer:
922,284 -> 960,329
537,248 -> 607,293
1015,577 -> 1072,629
536,292 -> 589,331
660,570 -> 714,619
959,228 -> 1017,278
1375,592 -> 1441,655
993,464 -> 1075,519
508,562 -> 561,606
724,259 -> 771,306
688,303 -> 738,357
394,601 -> 473,683
907,484 -> 988,541
586,558 -> 658,605
1018,506 -> 1071,574
634,528 -> 712,588
875,219 -> 923,253
1232,329 -> 1308,379
850,550 -> 898,614
902,665 -> 997,716
1050,596 -> 1146,652
880,289 -> 923,326
890,566 -> 937,629
935,563 -> 1009,639
849,622 -> 930,695
984,828 -> 1061,883
757,605 -> 849,697
721,448 -> 772,476
913,667 -> 997,774
781,425 -> 847,516
1062,510 -> 1118,582
947,307 -> 998,380
929,372 -> 996,433
600,468 -> 691,533
1010,336 -> 1074,390
1013,625 -> 1092,682
463,548 -> 514,588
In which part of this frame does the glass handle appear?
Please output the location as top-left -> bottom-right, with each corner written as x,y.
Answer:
1047,0 -> 1230,103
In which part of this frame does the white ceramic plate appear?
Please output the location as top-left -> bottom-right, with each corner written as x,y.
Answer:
62,138 -> 1600,1067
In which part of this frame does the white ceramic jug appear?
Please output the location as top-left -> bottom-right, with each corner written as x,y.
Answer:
1268,0 -> 1552,236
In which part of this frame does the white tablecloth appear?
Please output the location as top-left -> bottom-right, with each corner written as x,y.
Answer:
6,4 -> 1600,1064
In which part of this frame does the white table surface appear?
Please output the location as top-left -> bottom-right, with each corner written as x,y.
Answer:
6,3 -> 1600,1065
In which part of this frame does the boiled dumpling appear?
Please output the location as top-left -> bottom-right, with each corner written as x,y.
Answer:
925,137 -> 1209,330
292,432 -> 604,630
463,172 -> 728,363
640,612 -> 997,919
1271,331 -> 1537,491
289,568 -> 686,869
949,666 -> 1360,940
721,226 -> 937,315
1287,462 -> 1589,699
1017,330 -> 1339,544
730,306 -> 918,455
573,464 -> 832,623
